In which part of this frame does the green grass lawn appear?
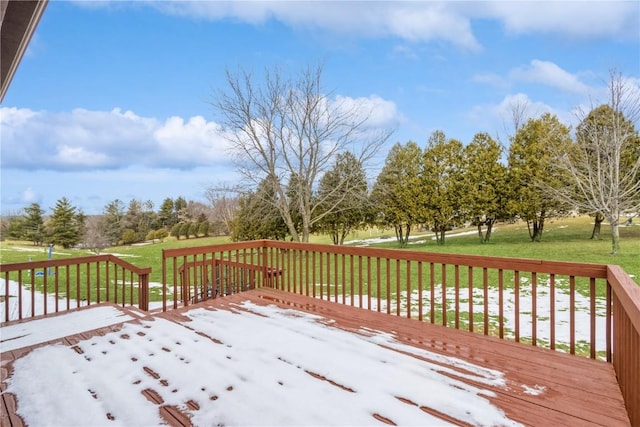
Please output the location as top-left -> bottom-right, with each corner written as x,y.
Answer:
1,216 -> 638,284
362,216 -> 640,282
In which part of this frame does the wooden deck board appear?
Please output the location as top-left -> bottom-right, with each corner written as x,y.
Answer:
1,290 -> 631,426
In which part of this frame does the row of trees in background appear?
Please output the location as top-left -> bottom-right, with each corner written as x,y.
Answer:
1,69 -> 638,254
1,195 -> 225,252
213,66 -> 639,254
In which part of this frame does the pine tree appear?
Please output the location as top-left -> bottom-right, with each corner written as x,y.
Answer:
49,197 -> 84,249
23,203 -> 46,246
315,152 -> 369,245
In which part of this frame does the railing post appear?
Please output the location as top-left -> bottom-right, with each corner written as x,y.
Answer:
262,240 -> 270,288
608,265 -> 640,427
139,272 -> 149,311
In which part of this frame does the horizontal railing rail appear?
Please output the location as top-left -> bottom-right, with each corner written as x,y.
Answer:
1,254 -> 151,323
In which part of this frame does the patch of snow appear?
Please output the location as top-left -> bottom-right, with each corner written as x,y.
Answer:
1,306 -> 133,352
522,384 -> 547,396
5,301 -> 526,426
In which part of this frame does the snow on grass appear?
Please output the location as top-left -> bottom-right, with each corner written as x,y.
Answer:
314,277 -> 607,357
0,279 -> 89,321
5,301 -> 525,426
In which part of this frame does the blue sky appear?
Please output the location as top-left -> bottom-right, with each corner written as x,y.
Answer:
1,1 -> 638,216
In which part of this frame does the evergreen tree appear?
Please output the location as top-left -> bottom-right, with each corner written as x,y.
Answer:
198,221 -> 210,237
159,198 -> 176,229
463,133 -> 509,243
371,141 -> 423,246
231,178 -> 288,241
23,203 -> 46,246
421,131 -> 467,245
170,223 -> 182,240
315,152 -> 369,245
507,113 -> 572,242
102,199 -> 125,245
48,197 -> 84,249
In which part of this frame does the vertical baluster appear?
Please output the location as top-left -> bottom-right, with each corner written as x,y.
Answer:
350,254 -> 355,307
287,249 -> 292,294
31,269 -> 36,317
358,255 -> 363,309
454,265 -> 460,329
441,264 -> 447,327
550,274 -> 556,350
376,257 -> 381,313
96,262 -> 101,305
367,256 -> 372,311
606,280 -> 612,362
590,277 -> 596,359
122,266 -> 127,307
386,258 -> 391,315
18,270 -> 23,320
514,270 -> 520,343
130,270 -> 134,306
498,269 -> 504,339
75,265 -> 80,309
86,263 -> 91,307
483,267 -> 489,335
532,272 -> 537,346
334,253 -> 339,303
341,253 -> 346,305
429,263 -> 435,324
43,268 -> 48,314
312,251 -> 316,299
64,264 -> 71,310
468,266 -> 474,332
318,252 -> 323,300
305,250 -> 310,297
396,259 -> 401,316
328,253 -> 333,301
54,266 -> 59,313
417,262 -> 423,321
406,261 -> 412,319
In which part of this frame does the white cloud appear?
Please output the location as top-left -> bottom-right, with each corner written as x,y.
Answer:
142,1 -> 482,50
474,60 -> 594,95
111,0 -> 639,50
482,1 -> 639,39
0,95 -> 400,173
154,115 -> 230,166
509,60 -> 591,95
0,107 -> 231,171
333,95 -> 403,129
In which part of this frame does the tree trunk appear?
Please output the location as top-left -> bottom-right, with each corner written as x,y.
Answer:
527,212 -> 545,242
485,219 -> 495,243
610,220 -> 620,254
395,224 -> 410,247
611,225 -> 620,254
590,213 -> 604,240
477,220 -> 485,243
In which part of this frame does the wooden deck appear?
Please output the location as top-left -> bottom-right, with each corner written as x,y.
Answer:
1,288 -> 631,426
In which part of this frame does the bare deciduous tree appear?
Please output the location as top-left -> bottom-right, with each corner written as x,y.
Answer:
547,71 -> 640,254
204,185 -> 240,236
212,63 -> 393,242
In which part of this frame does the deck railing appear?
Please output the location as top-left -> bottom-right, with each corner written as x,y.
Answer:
1,240 -> 637,424
163,240 -> 639,426
1,254 -> 151,322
